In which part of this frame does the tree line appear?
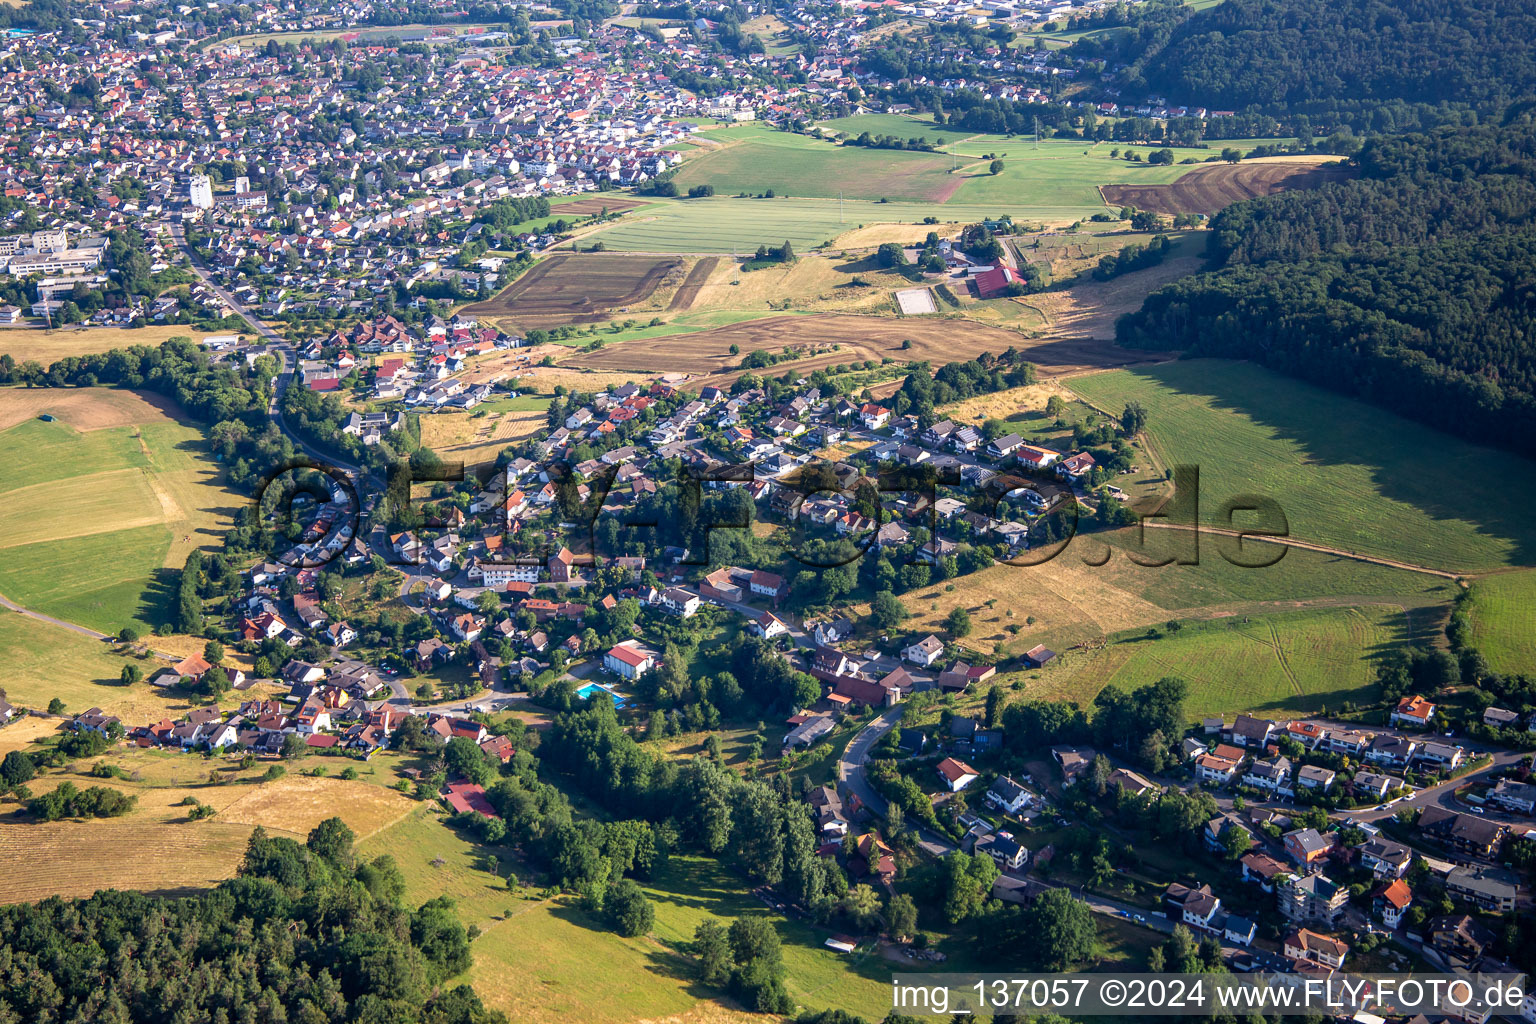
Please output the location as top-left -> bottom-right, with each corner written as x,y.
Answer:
1118,121 -> 1536,459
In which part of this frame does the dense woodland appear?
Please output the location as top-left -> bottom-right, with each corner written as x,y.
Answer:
1118,122 -> 1536,457
1113,0 -> 1536,127
0,820 -> 503,1024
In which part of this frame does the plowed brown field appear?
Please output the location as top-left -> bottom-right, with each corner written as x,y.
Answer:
461,253 -> 682,328
1102,157 -> 1351,217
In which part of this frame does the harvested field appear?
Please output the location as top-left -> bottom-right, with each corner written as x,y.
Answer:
0,325 -> 224,367
0,716 -> 60,756
0,387 -> 184,432
460,253 -> 683,328
419,408 -> 548,466
563,313 -> 1169,389
215,774 -> 416,840
1023,254 -> 1206,339
1101,157 -> 1350,217
548,196 -> 650,217
0,820 -> 254,903
668,256 -> 719,311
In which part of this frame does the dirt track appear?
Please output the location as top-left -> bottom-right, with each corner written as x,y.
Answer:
1102,158 -> 1352,217
667,257 -> 719,311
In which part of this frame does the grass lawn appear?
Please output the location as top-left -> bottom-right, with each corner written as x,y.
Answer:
1067,360 -> 1536,572
1463,569 -> 1536,674
1025,605 -> 1399,718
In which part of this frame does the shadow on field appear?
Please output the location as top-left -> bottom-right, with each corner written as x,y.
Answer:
1114,360 -> 1536,567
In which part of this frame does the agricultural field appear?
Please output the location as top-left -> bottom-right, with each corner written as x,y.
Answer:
545,195 -> 654,217
1067,360 -> 1536,573
561,312 -> 1161,388
1101,156 -> 1352,216
460,253 -> 687,329
0,820 -> 255,903
214,774 -> 417,840
0,392 -> 241,634
1024,605 -> 1400,719
940,139 -> 1217,208
1463,569 -> 1536,674
0,325 -> 230,367
581,197 -> 1106,253
670,125 -> 961,202
815,113 -> 977,143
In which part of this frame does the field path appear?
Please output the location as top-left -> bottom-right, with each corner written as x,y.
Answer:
1139,522 -> 1463,579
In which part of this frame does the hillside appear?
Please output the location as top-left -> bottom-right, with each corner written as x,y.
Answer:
1122,0 -> 1536,119
1116,122 -> 1536,458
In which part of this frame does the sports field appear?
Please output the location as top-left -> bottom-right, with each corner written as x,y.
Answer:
1463,569 -> 1536,674
1027,605 -> 1398,719
1067,360 -> 1536,572
0,391 -> 240,634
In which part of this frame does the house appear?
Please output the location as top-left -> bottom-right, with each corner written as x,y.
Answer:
749,570 -> 787,603
750,610 -> 791,640
936,757 -> 979,792
72,707 -> 121,737
1229,714 -> 1275,748
1428,914 -> 1496,961
414,637 -> 451,671
1364,734 -> 1417,768
1282,827 -> 1332,867
1352,771 -> 1403,800
1414,740 -> 1464,770
976,831 -> 1028,871
1444,865 -> 1519,912
323,621 -> 356,647
1106,768 -> 1158,798
903,635 -> 944,667
1372,878 -> 1412,928
604,640 -> 659,680
986,432 -> 1024,459
1296,765 -> 1336,792
1418,807 -> 1506,858
1165,882 -> 1222,929
1196,749 -> 1243,786
1488,778 -> 1536,815
1243,755 -> 1293,796
1240,852 -> 1290,892
1285,720 -> 1327,749
1055,452 -> 1096,482
1051,746 -> 1095,784
1278,873 -> 1349,926
1482,706 -> 1520,729
1391,694 -> 1437,729
859,403 -> 889,430
1284,928 -> 1349,969
1222,915 -> 1256,947
1359,837 -> 1413,879
0,698 -> 13,722
443,781 -> 498,818
660,587 -> 701,618
986,775 -> 1032,815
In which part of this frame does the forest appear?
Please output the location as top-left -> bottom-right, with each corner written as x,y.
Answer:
1117,121 -> 1536,458
1112,0 -> 1536,125
0,820 -> 503,1024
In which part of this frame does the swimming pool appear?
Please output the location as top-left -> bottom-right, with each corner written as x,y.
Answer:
575,681 -> 627,708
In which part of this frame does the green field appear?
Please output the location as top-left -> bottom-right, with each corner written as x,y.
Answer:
1068,360 -> 1536,573
0,414 -> 238,634
1031,605 -> 1400,718
584,196 -> 1095,253
670,126 -> 960,202
670,123 -> 1224,210
1464,570 -> 1536,674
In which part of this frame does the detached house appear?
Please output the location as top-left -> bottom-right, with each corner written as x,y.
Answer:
1391,694 -> 1437,729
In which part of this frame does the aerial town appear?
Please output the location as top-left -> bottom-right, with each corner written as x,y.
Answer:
1,0 -> 1535,1023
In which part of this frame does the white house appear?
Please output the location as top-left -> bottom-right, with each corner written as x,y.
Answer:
904,635 -> 944,667
937,757 -> 979,792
